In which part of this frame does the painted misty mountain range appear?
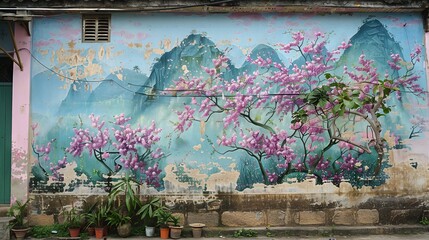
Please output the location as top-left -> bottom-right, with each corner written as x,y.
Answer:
53,19 -> 407,118
29,17 -> 426,192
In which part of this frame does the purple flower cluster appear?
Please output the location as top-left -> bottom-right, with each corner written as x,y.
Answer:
266,171 -> 278,183
145,163 -> 162,187
175,105 -> 195,132
31,124 -> 65,180
33,109 -> 167,186
50,156 -> 67,181
169,30 -> 423,186
338,154 -> 362,172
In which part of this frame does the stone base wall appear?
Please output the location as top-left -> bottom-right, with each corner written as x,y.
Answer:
28,193 -> 428,227
0,218 -> 11,240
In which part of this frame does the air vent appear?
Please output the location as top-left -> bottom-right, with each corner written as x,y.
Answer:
82,15 -> 110,42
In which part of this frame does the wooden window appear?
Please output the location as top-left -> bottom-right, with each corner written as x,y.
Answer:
82,15 -> 111,42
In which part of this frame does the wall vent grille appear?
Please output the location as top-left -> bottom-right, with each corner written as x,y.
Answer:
82,15 -> 110,42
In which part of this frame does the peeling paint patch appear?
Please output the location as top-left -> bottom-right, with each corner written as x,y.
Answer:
193,144 -> 202,151
38,49 -> 49,56
11,144 -> 28,183
181,65 -> 190,75
98,46 -> 105,60
206,170 -> 239,192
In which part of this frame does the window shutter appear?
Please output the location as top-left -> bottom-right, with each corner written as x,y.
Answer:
83,15 -> 110,42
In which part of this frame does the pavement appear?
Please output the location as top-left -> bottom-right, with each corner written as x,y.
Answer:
87,232 -> 429,239
26,225 -> 429,239
84,226 -> 429,240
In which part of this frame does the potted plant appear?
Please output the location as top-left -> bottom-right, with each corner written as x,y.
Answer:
82,202 -> 98,236
86,203 -> 110,239
137,197 -> 161,237
107,211 -> 132,237
154,207 -> 173,239
108,175 -> 141,214
84,211 -> 96,236
62,207 -> 83,237
169,215 -> 183,239
189,223 -> 205,238
7,199 -> 30,240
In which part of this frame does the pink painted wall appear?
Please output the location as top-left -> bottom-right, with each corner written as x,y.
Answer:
10,23 -> 31,203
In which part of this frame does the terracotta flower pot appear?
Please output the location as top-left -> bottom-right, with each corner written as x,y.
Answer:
189,223 -> 205,238
103,225 -> 108,236
95,227 -> 105,239
192,227 -> 203,238
160,227 -> 170,239
117,223 -> 132,237
68,227 -> 80,237
87,226 -> 95,236
11,228 -> 30,240
169,226 -> 183,239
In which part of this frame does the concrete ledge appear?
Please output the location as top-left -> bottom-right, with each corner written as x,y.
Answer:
198,225 -> 429,238
0,217 -> 12,240
0,207 -> 9,217
14,225 -> 429,239
0,217 -> 12,223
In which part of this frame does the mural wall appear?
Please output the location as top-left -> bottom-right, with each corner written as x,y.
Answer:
28,13 -> 428,196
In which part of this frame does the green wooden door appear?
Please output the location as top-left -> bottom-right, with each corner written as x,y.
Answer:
0,83 -> 12,204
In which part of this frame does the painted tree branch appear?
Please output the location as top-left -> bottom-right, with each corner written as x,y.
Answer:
170,31 -> 424,188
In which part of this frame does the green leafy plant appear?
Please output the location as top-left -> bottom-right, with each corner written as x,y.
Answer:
62,207 -> 83,228
29,224 -> 69,238
107,211 -> 131,227
265,225 -> 275,237
7,200 -> 30,229
170,215 -> 180,227
131,226 -> 146,236
232,228 -> 258,238
154,207 -> 173,227
108,175 -> 141,215
82,201 -> 98,230
137,197 -> 161,227
86,203 -> 111,228
420,216 -> 429,225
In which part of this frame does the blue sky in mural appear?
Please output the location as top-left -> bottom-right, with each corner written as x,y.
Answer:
31,13 -> 425,76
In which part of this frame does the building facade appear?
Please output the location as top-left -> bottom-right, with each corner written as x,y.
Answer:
1,0 -> 429,227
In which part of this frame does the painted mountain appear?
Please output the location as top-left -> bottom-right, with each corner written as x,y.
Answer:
50,18 -> 414,147
32,47 -> 113,117
44,18 -> 414,124
56,68 -> 148,116
31,69 -> 72,116
58,80 -> 92,115
87,68 -> 148,115
337,18 -> 416,139
337,19 -> 403,76
239,43 -> 283,74
131,34 -> 239,115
